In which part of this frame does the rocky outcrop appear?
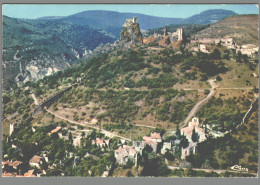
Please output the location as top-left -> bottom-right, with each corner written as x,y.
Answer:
120,17 -> 143,45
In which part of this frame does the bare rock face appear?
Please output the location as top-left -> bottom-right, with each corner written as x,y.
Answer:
120,17 -> 143,45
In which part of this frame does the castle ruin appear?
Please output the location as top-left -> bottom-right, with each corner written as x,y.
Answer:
123,16 -> 138,27
120,16 -> 143,45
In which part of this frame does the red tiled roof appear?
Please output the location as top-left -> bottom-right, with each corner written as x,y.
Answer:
24,173 -> 36,177
2,160 -> 22,168
96,138 -> 104,145
2,172 -> 16,177
144,140 -> 157,146
115,145 -> 136,155
12,161 -> 22,168
29,155 -> 42,164
50,127 -> 61,134
150,132 -> 161,139
143,136 -> 152,142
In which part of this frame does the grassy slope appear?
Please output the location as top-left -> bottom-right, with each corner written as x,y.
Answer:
193,15 -> 259,46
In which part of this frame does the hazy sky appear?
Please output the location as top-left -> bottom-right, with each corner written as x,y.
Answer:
3,4 -> 259,19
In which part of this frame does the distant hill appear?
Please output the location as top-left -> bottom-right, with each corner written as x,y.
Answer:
3,16 -> 115,89
61,9 -> 237,39
2,9 -> 240,89
193,14 -> 259,46
37,16 -> 65,19
62,10 -> 182,39
179,9 -> 237,24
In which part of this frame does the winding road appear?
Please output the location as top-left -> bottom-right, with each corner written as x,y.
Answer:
46,109 -> 132,141
32,92 -> 132,141
183,79 -> 218,126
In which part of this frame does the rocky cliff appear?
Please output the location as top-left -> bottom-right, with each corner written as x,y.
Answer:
120,17 -> 143,45
2,16 -> 115,90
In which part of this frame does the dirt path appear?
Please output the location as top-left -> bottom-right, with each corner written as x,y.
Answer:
3,112 -> 18,121
182,79 -> 218,126
134,124 -> 156,129
46,109 -> 132,141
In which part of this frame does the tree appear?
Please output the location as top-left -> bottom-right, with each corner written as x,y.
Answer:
216,75 -> 222,81
191,127 -> 198,142
176,124 -> 181,138
236,51 -> 242,63
69,132 -> 73,143
81,132 -> 86,139
200,73 -> 208,81
210,49 -> 221,59
180,135 -> 189,149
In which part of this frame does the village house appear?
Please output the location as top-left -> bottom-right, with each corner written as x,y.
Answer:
199,44 -> 209,53
143,140 -> 158,153
142,131 -> 162,153
143,131 -> 162,143
90,118 -> 98,125
73,136 -> 81,147
91,138 -> 108,148
161,142 -> 172,155
24,169 -> 37,177
132,141 -> 145,155
2,160 -> 22,173
181,117 -> 206,143
41,152 -> 49,163
180,117 -> 207,160
114,145 -> 137,165
181,141 -> 197,160
29,155 -> 43,169
48,126 -> 61,135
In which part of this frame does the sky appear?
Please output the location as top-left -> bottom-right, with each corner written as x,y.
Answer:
3,4 -> 259,19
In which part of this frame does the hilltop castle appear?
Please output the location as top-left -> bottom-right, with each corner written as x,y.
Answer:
120,16 -> 143,45
123,16 -> 138,27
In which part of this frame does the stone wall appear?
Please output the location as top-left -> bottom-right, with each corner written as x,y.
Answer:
32,83 -> 77,117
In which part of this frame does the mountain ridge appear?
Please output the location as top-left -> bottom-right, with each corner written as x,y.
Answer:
61,9 -> 238,39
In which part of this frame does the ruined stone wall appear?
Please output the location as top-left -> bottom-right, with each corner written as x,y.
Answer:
32,84 -> 76,117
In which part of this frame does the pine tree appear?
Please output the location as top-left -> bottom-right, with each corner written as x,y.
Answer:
176,124 -> 181,138
191,127 -> 198,142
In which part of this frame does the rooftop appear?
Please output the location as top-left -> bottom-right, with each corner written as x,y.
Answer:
150,132 -> 161,139
29,155 -> 42,164
50,126 -> 61,134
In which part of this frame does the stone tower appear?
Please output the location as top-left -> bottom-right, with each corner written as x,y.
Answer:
9,123 -> 17,136
177,28 -> 183,41
164,27 -> 168,36
133,16 -> 137,23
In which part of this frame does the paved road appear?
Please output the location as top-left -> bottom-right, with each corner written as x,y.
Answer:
183,79 -> 218,125
167,166 -> 257,176
46,110 -> 132,141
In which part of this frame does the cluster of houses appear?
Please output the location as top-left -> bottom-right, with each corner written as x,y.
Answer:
2,157 -> 45,177
191,37 -> 258,56
114,117 -> 207,166
4,117 -> 207,177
